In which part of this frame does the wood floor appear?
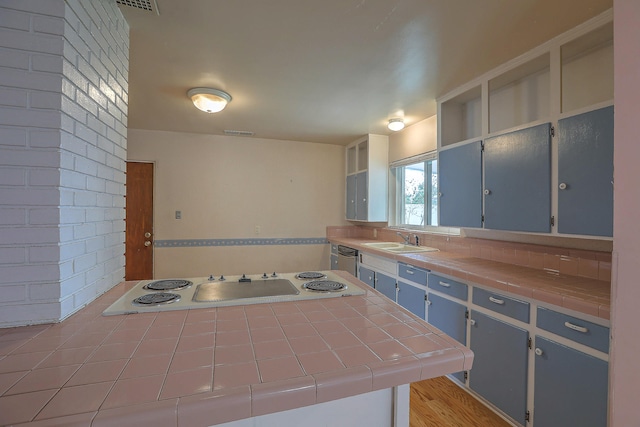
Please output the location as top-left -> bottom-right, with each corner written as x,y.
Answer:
410,376 -> 513,427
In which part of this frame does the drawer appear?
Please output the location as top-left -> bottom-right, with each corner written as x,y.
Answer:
472,287 -> 530,323
427,273 -> 468,301
537,306 -> 609,353
398,262 -> 428,286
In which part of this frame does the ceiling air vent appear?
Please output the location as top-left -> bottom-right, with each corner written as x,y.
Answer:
116,0 -> 160,14
224,130 -> 255,137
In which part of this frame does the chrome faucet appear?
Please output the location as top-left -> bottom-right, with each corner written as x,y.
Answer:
397,232 -> 411,245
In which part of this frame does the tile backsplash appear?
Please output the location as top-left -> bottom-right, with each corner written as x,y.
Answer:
327,226 -> 612,282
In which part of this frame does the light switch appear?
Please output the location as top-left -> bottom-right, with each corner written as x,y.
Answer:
175,210 -> 182,219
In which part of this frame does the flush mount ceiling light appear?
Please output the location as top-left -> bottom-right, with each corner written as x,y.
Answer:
187,88 -> 232,113
388,118 -> 405,131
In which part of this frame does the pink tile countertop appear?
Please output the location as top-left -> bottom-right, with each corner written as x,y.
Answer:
330,237 -> 611,320
0,271 -> 472,426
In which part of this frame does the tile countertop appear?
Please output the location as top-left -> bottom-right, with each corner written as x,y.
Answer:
330,237 -> 611,320
0,271 -> 473,426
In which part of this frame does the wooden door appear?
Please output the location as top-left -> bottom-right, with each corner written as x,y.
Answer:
125,162 -> 154,280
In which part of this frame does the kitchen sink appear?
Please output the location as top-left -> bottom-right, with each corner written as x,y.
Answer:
363,242 -> 439,254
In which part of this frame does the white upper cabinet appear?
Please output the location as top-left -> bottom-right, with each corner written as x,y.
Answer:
437,10 -> 613,237
345,134 -> 388,222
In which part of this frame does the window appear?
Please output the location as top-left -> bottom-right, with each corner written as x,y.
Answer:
390,154 -> 438,227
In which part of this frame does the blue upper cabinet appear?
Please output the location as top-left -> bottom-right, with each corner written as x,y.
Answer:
557,106 -> 614,237
344,135 -> 388,222
346,174 -> 357,220
439,141 -> 483,228
355,171 -> 368,221
483,123 -> 552,233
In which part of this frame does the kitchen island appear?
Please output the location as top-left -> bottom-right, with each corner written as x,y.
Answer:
0,271 -> 473,426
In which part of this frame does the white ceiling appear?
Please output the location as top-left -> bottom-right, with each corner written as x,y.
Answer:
119,0 -> 612,145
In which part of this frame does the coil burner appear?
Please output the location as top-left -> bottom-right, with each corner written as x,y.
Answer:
302,280 -> 347,293
143,279 -> 193,291
132,292 -> 180,306
295,272 -> 327,280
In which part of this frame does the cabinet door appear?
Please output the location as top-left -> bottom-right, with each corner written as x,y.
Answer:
439,140 -> 483,228
397,281 -> 426,319
356,171 -> 368,221
330,254 -> 338,270
346,174 -> 357,220
534,336 -> 608,427
427,293 -> 467,382
484,123 -> 551,233
359,266 -> 375,288
557,106 -> 613,237
376,271 -> 396,301
469,311 -> 528,425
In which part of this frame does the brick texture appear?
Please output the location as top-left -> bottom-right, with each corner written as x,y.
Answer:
0,0 -> 129,327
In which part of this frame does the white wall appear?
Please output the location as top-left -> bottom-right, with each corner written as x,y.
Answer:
388,115 -> 437,163
610,0 -> 640,424
0,0 -> 128,327
127,129 -> 346,277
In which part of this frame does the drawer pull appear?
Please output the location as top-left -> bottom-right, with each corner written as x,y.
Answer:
438,281 -> 451,288
535,348 -> 544,356
406,270 -> 414,275
564,321 -> 589,333
489,296 -> 505,305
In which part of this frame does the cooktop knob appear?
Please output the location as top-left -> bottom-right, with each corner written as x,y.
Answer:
219,275 -> 225,281
208,275 -> 214,281
271,272 -> 278,277
262,273 -> 269,279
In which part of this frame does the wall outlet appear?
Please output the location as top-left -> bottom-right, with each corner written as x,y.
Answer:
175,210 -> 182,220
255,225 -> 261,235
373,228 -> 377,238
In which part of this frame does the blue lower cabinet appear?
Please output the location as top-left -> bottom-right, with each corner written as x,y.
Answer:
359,266 -> 375,288
376,272 -> 396,301
534,336 -> 608,427
397,281 -> 426,319
330,254 -> 338,270
469,311 -> 529,425
427,293 -> 467,382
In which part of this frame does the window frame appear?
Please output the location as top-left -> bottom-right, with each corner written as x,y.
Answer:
389,151 -> 461,235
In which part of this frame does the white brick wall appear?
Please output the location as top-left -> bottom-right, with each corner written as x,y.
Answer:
0,0 -> 128,327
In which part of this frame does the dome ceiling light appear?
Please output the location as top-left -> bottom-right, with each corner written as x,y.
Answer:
388,118 -> 405,131
187,88 -> 232,113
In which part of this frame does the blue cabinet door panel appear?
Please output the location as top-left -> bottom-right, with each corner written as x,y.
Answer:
557,106 -> 614,237
397,281 -> 426,319
534,336 -> 608,427
439,140 -> 483,228
427,293 -> 467,382
376,271 -> 396,301
484,123 -> 552,233
359,266 -> 375,288
356,171 -> 368,221
346,175 -> 356,220
469,311 -> 528,425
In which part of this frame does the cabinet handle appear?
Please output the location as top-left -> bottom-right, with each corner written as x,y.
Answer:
564,321 -> 588,333
406,270 -> 414,275
484,189 -> 491,195
426,300 -> 432,306
535,348 -> 544,356
559,182 -> 568,190
438,192 -> 442,197
438,281 -> 450,288
488,296 -> 505,305
469,319 -> 476,326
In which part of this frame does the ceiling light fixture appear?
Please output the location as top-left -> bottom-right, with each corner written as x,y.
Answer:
388,118 -> 405,131
187,88 -> 232,113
